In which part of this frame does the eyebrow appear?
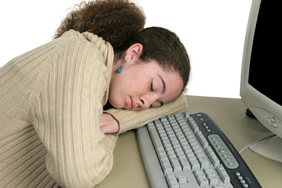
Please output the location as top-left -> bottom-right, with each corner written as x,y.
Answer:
158,74 -> 166,94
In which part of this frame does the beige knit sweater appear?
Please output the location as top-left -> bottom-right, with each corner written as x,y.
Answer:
0,30 -> 188,187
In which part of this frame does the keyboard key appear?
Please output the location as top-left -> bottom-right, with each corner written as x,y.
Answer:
169,181 -> 179,188
212,184 -> 223,188
205,147 -> 220,167
216,165 -> 230,183
184,111 -> 190,118
194,169 -> 209,186
198,155 -> 210,168
185,150 -> 194,158
160,157 -> 170,166
194,169 -> 205,178
196,132 -> 209,148
209,175 -> 219,185
147,122 -> 155,128
189,159 -> 200,169
205,168 -> 219,185
148,127 -> 163,150
166,173 -> 179,188
188,118 -> 199,132
179,158 -> 191,170
169,157 -> 182,172
198,177 -> 209,186
177,176 -> 187,184
162,163 -> 173,174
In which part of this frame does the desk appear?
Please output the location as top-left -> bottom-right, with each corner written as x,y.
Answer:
96,95 -> 282,188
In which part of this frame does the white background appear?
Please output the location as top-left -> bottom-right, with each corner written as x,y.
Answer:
0,0 -> 252,98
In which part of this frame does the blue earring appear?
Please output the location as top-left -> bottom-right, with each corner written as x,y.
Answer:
116,61 -> 125,73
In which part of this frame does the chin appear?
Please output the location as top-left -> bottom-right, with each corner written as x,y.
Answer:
108,99 -> 122,109
110,103 -> 120,109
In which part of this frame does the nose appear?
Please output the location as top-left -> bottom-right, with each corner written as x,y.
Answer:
139,93 -> 157,110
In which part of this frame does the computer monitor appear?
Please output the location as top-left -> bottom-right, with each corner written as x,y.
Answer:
240,0 -> 282,162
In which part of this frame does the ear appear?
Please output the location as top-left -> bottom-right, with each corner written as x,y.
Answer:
124,43 -> 143,62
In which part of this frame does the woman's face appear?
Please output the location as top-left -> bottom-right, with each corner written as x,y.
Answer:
109,44 -> 183,111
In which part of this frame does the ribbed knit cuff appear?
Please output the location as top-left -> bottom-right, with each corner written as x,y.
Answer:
105,95 -> 188,134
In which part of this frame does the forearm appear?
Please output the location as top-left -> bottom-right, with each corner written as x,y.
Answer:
105,94 -> 188,134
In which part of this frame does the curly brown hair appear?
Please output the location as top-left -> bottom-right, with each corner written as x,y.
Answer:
54,0 -> 190,90
54,0 -> 146,51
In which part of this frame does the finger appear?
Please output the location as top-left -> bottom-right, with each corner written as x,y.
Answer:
100,124 -> 119,134
100,125 -> 108,133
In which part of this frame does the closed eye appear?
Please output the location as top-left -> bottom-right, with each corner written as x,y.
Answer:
151,82 -> 154,91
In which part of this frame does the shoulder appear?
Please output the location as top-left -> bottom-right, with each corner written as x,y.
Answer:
57,30 -> 114,68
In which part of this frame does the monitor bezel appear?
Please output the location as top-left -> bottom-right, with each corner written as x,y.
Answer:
240,0 -> 282,137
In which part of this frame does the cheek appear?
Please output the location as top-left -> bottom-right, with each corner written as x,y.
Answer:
108,78 -> 123,105
109,66 -> 150,100
124,71 -> 148,91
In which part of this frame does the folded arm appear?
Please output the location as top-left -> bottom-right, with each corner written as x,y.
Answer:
103,94 -> 188,134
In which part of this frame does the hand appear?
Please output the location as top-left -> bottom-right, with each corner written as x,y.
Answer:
100,113 -> 120,134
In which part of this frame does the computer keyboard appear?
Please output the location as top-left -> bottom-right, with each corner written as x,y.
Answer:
137,112 -> 261,188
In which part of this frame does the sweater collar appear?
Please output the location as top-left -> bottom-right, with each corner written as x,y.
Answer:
62,30 -> 114,105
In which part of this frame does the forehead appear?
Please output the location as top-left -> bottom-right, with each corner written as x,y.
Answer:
147,61 -> 183,102
161,70 -> 183,103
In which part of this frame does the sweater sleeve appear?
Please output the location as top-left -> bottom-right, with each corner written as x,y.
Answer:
105,94 -> 188,134
31,39 -> 117,187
